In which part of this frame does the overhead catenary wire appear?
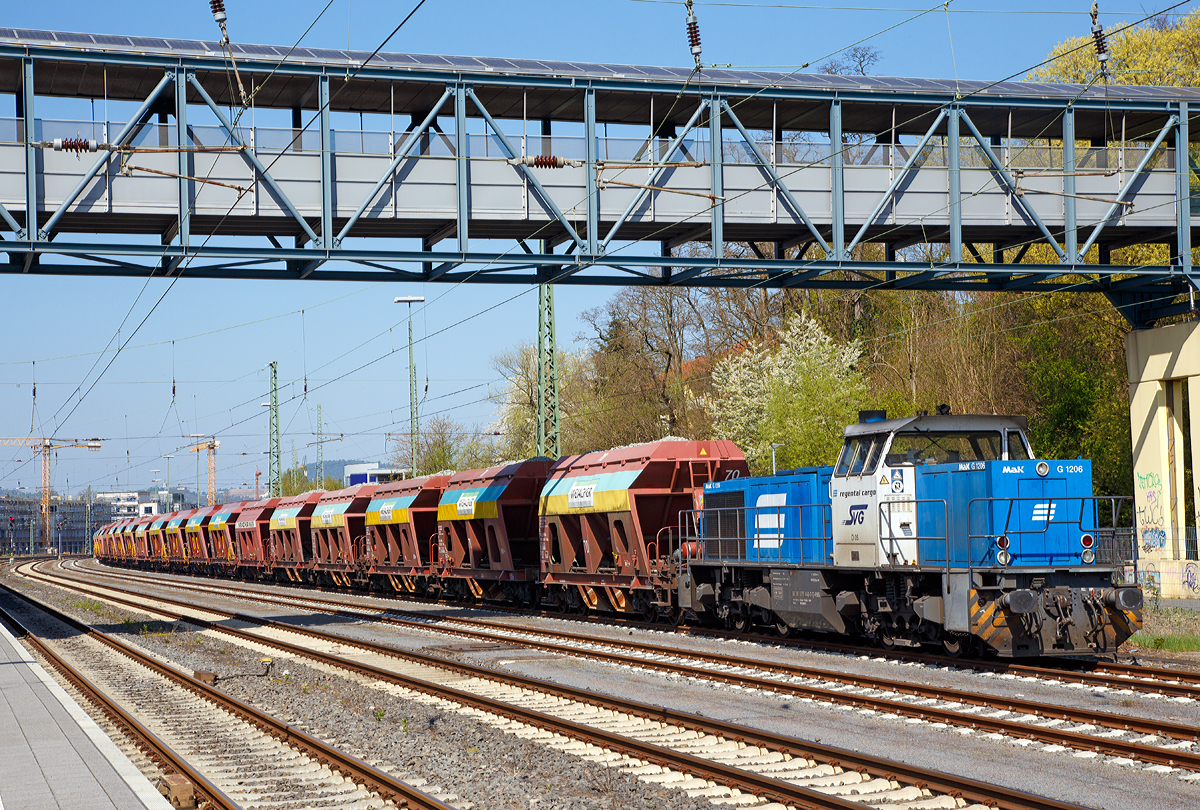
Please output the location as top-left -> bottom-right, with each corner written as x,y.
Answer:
45,0 -> 433,438
27,0 -> 944,440
32,0 -> 1195,487
628,0 -> 1184,14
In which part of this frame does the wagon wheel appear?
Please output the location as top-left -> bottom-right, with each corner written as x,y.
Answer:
729,614 -> 749,634
640,600 -> 658,623
774,620 -> 791,638
877,628 -> 897,651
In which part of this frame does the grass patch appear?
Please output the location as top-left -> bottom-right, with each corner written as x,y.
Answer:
70,598 -> 104,614
1127,632 -> 1200,653
1139,604 -> 1200,637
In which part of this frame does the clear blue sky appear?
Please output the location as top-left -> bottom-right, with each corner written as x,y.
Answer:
2,0 -> 1194,496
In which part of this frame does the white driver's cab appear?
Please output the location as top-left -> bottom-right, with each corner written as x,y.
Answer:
831,411 -> 1034,567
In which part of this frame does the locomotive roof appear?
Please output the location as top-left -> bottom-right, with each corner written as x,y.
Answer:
844,413 -> 1030,438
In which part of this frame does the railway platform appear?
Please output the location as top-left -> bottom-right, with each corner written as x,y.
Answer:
0,621 -> 170,810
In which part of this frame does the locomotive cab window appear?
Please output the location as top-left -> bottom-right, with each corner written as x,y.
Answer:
1007,431 -> 1032,461
885,430 -> 1002,466
834,434 -> 885,477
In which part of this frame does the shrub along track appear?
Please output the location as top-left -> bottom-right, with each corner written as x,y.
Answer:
57,560 -> 1200,775
17,560 -> 1093,810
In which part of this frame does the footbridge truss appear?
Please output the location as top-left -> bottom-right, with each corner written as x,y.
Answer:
0,28 -> 1198,326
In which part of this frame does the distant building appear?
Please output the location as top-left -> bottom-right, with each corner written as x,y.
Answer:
0,495 -> 112,555
342,463 -> 407,487
95,491 -> 152,518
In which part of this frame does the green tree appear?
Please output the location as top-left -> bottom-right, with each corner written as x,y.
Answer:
388,414 -> 499,476
708,314 -> 867,474
1015,293 -> 1133,496
280,464 -> 313,497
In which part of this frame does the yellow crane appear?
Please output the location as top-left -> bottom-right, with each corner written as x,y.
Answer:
187,436 -> 219,507
0,437 -> 102,548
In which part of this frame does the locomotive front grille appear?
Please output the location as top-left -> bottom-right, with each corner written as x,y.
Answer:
702,491 -> 746,560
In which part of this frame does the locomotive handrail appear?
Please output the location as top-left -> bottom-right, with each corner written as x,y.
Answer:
966,495 -> 1132,566
678,503 -> 832,564
877,499 -> 949,570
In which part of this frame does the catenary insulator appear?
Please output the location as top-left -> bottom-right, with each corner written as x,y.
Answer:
53,137 -> 98,153
685,0 -> 702,70
509,155 -> 583,169
210,0 -> 227,24
1090,2 -> 1109,68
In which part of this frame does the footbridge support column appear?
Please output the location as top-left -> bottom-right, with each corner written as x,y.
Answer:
1125,320 -> 1200,600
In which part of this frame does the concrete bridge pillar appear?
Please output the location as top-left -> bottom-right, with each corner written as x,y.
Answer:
1125,320 -> 1200,599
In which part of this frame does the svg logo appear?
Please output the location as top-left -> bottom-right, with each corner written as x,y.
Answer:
844,504 -> 867,525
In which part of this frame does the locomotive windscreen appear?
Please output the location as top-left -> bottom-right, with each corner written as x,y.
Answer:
885,430 -> 1003,466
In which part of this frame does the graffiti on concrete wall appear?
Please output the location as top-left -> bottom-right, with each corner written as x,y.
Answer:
1138,564 -> 1161,600
1136,471 -> 1167,553
1185,562 -> 1200,595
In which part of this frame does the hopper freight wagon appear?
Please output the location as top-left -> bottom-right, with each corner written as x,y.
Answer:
311,485 -> 377,587
93,523 -> 115,560
100,522 -> 119,560
122,519 -> 138,562
539,440 -> 749,619
165,509 -> 195,569
132,516 -> 153,563
206,502 -> 244,572
233,497 -> 280,577
436,459 -> 552,605
184,505 -> 221,573
116,519 -> 135,562
364,474 -> 450,594
267,491 -> 325,581
684,412 -> 1142,658
147,516 -> 168,566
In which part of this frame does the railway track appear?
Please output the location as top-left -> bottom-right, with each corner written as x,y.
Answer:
0,580 -> 461,810
14,560 -> 1095,810
45,561 -> 1200,776
89,560 -> 1189,698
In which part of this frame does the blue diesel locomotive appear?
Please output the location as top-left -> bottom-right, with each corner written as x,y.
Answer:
679,411 -> 1143,658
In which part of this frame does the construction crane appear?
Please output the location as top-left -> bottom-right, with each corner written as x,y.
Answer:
0,437 -> 101,549
187,436 -> 219,507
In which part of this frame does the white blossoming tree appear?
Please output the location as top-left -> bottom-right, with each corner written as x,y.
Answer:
708,314 -> 867,474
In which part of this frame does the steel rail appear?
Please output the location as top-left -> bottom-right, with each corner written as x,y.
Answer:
15,564 -> 1121,809
0,600 -> 240,810
52,563 -> 1200,755
85,559 -> 1200,699
0,577 -> 457,810
13,567 -> 875,810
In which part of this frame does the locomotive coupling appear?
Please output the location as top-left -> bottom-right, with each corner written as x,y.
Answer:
1000,589 -> 1039,614
1105,587 -> 1143,611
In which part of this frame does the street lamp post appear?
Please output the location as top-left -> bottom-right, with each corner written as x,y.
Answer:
770,443 -> 784,476
394,296 -> 425,478
164,455 -> 174,511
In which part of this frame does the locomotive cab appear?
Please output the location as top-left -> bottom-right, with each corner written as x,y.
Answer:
832,413 -> 1034,568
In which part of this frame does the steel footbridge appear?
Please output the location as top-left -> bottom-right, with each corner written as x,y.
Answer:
0,27 -> 1197,325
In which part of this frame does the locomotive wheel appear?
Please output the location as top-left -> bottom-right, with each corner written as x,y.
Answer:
940,632 -> 971,658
